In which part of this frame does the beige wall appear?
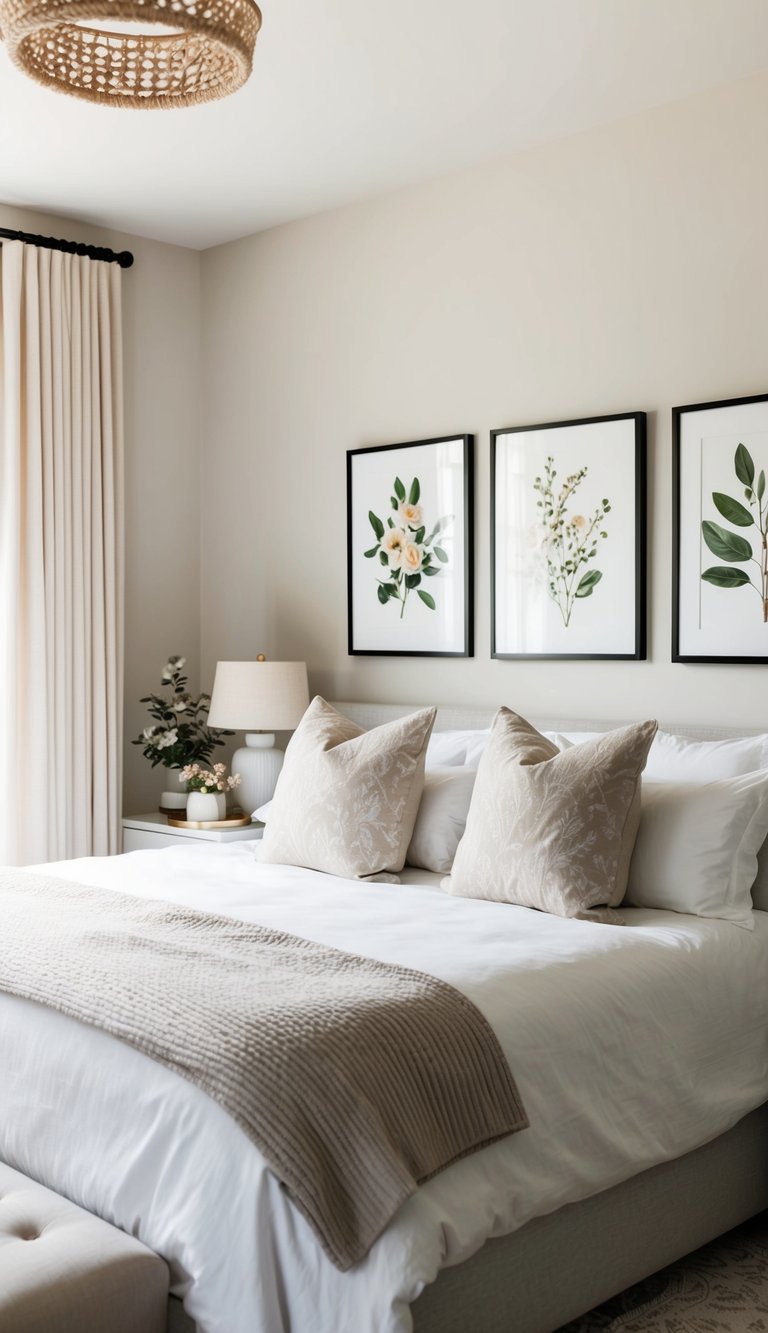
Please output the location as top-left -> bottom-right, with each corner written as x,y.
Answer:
0,204 -> 202,813
199,72 -> 768,729
8,68 -> 767,821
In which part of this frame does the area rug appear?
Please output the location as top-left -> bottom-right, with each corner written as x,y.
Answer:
558,1212 -> 768,1331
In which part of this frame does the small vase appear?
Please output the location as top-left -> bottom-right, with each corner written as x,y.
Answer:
186,791 -> 226,823
159,788 -> 188,817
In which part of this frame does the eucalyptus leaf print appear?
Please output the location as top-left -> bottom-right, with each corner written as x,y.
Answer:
701,444 -> 768,621
364,476 -> 451,619
533,456 -> 610,628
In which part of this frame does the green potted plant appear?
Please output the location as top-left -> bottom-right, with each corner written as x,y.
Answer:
133,656 -> 233,815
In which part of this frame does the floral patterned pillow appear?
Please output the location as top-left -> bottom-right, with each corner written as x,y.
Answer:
258,697 -> 436,881
444,708 -> 657,923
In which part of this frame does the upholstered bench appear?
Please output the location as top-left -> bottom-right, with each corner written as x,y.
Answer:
0,1162 -> 169,1333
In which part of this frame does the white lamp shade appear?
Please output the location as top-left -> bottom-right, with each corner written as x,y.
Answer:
207,661 -> 310,731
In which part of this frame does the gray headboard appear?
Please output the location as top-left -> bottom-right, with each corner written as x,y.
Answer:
330,701 -> 765,743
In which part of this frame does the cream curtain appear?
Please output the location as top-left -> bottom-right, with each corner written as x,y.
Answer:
0,240 -> 124,864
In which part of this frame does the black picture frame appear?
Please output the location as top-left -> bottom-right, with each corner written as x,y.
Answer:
347,434 -> 474,657
673,391 -> 768,664
491,412 -> 646,660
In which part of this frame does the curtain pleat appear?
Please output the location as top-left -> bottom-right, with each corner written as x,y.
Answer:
0,240 -> 124,864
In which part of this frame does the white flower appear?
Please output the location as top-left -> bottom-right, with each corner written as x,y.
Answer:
398,501 -> 423,529
142,726 -> 157,741
162,655 -> 186,681
171,698 -> 188,713
402,541 -> 424,574
382,527 -> 408,569
155,728 -> 178,750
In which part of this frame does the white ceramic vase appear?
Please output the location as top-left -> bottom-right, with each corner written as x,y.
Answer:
159,788 -> 188,816
186,791 -> 226,822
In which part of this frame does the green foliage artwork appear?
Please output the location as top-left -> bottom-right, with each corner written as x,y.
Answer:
701,444 -> 768,621
533,456 -> 610,629
364,475 -> 451,619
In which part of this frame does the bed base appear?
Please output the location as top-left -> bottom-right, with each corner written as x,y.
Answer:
164,1105 -> 768,1332
411,1104 -> 768,1333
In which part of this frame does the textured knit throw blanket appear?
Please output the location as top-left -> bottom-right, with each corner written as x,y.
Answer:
0,871 -> 528,1269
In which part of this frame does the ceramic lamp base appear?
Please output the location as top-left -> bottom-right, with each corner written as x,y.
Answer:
234,733 -> 285,817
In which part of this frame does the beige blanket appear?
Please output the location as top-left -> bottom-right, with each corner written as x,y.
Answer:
0,870 -> 528,1270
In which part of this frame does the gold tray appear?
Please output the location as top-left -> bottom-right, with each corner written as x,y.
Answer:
167,815 -> 253,830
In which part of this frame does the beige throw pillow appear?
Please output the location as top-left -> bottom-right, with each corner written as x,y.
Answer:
444,708 -> 657,923
258,697 -> 436,880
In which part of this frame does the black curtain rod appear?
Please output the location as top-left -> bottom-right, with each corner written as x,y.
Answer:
0,226 -> 133,269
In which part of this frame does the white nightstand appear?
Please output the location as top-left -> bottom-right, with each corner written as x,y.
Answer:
122,814 -> 264,853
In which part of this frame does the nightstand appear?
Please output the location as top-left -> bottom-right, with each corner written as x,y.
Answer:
122,814 -> 264,853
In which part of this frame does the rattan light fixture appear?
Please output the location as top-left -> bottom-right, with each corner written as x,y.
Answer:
0,0 -> 262,107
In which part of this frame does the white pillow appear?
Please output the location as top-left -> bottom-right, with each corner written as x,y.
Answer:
548,731 -> 603,749
640,732 -> 768,912
625,773 -> 768,928
550,728 -> 768,775
643,731 -> 768,784
252,800 -> 271,823
427,725 -> 566,769
425,729 -> 490,768
406,767 -> 476,874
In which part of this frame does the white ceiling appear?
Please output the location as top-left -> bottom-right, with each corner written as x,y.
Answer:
1,0 -> 768,250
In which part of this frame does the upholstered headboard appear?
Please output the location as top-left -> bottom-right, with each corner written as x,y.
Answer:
330,701 -> 766,744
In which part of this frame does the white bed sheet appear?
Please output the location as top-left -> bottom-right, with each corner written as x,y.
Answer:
1,844 -> 767,1333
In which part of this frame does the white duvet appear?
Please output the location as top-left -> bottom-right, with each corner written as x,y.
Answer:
1,844 -> 767,1333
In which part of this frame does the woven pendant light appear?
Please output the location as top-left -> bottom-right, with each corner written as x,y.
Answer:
0,0 -> 262,107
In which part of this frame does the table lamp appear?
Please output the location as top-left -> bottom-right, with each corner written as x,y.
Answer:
207,657 -> 310,815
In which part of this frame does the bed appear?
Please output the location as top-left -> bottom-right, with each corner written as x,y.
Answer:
2,704 -> 767,1333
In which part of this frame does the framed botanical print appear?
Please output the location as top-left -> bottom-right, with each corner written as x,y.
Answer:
347,434 -> 473,657
673,392 -> 768,663
492,412 -> 646,659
